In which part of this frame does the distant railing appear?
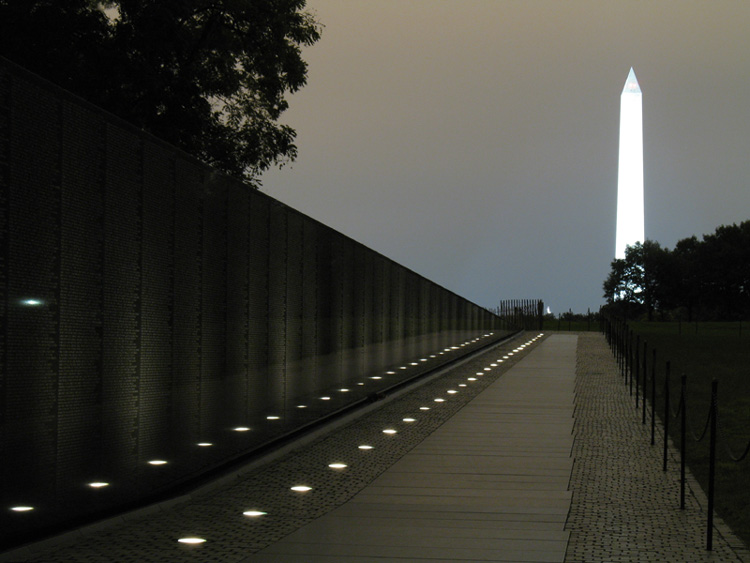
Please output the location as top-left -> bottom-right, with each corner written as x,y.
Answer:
491,299 -> 544,331
602,315 -> 750,551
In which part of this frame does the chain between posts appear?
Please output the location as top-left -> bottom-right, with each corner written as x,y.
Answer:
717,410 -> 750,462
601,315 -> 750,552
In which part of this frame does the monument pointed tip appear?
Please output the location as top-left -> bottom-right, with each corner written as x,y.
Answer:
623,68 -> 641,94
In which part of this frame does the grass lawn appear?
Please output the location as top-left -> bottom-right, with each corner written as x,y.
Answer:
622,321 -> 750,547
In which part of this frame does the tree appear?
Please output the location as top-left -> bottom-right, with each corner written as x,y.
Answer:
602,240 -> 669,320
697,222 -> 750,319
602,221 -> 750,322
671,235 -> 700,321
0,0 -> 322,186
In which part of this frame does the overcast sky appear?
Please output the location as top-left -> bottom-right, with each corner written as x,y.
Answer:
261,0 -> 750,314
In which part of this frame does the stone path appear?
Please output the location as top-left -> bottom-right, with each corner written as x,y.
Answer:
565,332 -> 748,562
243,334 -> 576,562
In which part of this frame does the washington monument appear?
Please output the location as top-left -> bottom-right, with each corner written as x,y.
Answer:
615,67 -> 644,259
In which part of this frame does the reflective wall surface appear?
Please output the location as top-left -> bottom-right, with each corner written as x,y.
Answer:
0,58 -> 509,549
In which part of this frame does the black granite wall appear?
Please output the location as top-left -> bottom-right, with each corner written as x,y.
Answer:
0,57 -> 510,549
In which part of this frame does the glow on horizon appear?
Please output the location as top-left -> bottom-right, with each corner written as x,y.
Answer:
615,67 -> 645,259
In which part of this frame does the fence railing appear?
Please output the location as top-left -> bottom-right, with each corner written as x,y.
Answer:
491,299 -> 544,331
602,315 -> 750,550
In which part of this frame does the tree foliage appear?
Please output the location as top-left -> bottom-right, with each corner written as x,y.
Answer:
0,0 -> 322,185
603,221 -> 750,321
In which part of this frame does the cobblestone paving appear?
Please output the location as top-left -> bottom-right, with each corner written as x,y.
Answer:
3,333 -> 544,563
565,332 -> 749,563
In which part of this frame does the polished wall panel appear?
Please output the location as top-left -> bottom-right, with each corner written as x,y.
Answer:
0,58 -> 509,549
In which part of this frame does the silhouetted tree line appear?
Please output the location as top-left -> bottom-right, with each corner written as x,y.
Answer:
0,0 -> 321,186
603,221 -> 750,321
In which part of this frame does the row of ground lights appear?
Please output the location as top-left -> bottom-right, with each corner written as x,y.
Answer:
12,333 -> 500,511
289,333 -> 497,409
174,333 -> 545,546
7,333 -> 508,534
470,333 -> 544,381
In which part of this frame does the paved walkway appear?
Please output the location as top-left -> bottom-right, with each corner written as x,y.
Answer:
243,334 -> 576,562
565,332 -> 748,562
5,332 -> 749,562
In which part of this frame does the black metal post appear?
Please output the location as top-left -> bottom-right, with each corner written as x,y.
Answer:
650,348 -> 656,442
629,329 -> 633,385
663,361 -> 670,471
632,335 -> 639,397
680,374 -> 687,510
707,379 -> 718,551
642,341 -> 648,424
628,329 -> 633,384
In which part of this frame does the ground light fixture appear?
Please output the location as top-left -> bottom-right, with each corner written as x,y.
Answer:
148,460 -> 167,465
243,510 -> 267,517
403,418 -> 416,422
434,398 -> 445,403
328,463 -> 348,469
197,442 -> 213,447
291,486 -> 312,492
419,406 -> 430,410
358,445 -> 373,450
266,416 -> 280,420
11,506 -> 34,512
382,429 -> 397,435
178,537 -> 206,544
87,482 -> 109,488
